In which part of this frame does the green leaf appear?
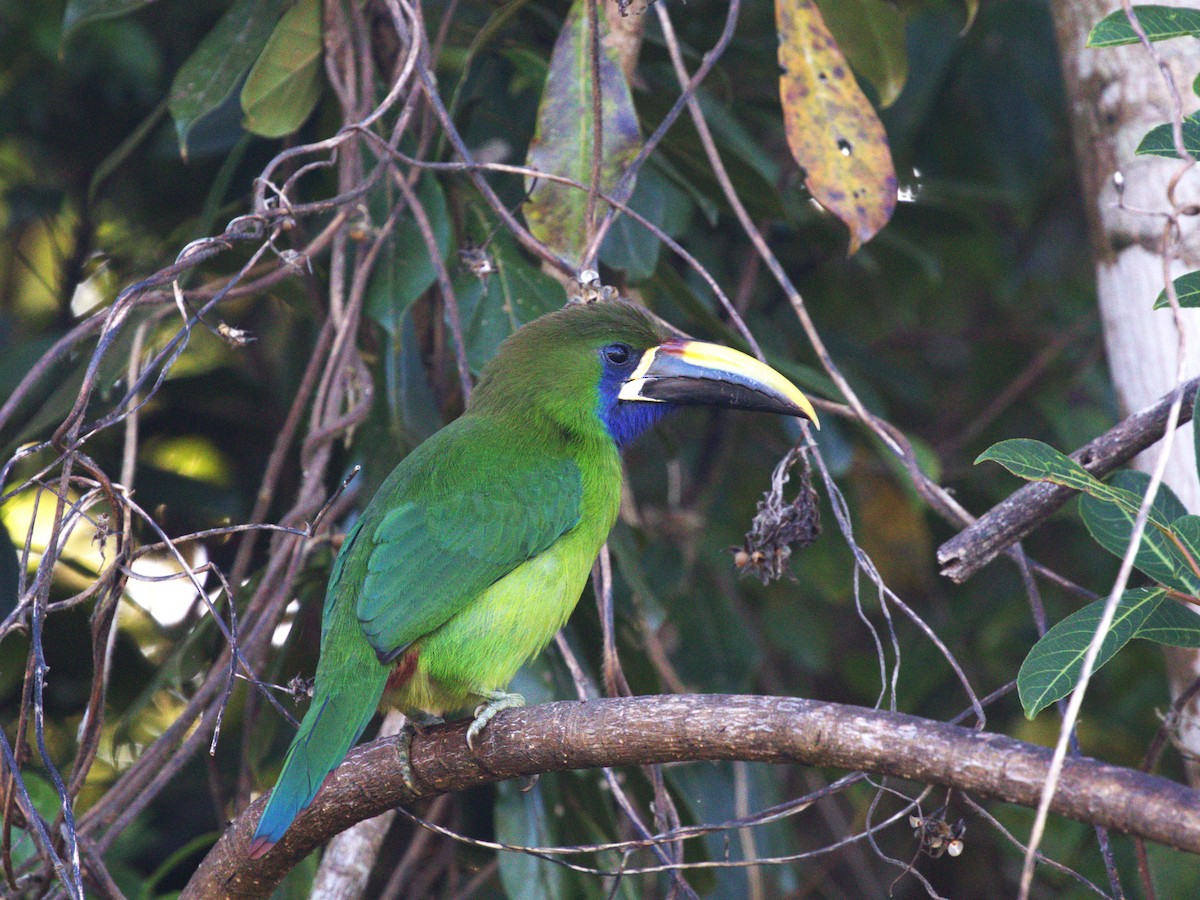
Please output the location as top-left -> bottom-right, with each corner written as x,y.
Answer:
168,0 -> 289,156
523,0 -> 643,268
1136,111 -> 1200,159
364,174 -> 453,336
456,232 -> 566,373
1171,513 -> 1200,577
1018,587 -> 1166,718
240,0 -> 323,139
1137,596 -> 1200,646
1079,470 -> 1200,594
814,0 -> 908,108
1152,269 -> 1200,309
599,164 -> 692,281
976,438 -> 1140,507
1195,384 -> 1200,481
1087,5 -> 1200,47
61,0 -> 155,43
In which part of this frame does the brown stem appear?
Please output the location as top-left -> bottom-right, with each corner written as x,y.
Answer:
938,376 -> 1200,582
184,694 -> 1200,898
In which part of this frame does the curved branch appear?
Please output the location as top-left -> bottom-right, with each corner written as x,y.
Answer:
938,375 -> 1200,583
184,694 -> 1200,898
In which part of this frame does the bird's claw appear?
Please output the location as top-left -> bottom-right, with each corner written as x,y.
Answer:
397,724 -> 418,794
396,713 -> 444,793
466,690 -> 525,750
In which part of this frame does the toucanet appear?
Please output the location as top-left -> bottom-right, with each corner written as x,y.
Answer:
248,299 -> 819,856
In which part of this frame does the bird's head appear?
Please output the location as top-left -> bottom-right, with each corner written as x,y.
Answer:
470,300 -> 819,447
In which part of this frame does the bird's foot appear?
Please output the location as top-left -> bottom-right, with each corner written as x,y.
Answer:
396,712 -> 444,793
466,690 -> 525,750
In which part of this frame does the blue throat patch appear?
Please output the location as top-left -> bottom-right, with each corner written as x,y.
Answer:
597,366 -> 671,448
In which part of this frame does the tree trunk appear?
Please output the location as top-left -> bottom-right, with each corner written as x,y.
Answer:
1052,0 -> 1200,781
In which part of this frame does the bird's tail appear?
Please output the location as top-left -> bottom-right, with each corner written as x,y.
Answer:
249,681 -> 382,857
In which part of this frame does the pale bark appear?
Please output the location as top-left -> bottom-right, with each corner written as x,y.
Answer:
1052,0 -> 1200,781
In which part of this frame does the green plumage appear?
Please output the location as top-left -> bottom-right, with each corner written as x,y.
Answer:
250,302 -> 664,854
250,300 -> 817,855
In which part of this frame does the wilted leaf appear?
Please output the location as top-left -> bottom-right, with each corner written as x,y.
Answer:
1136,111 -> 1200,159
168,0 -> 288,156
61,0 -> 155,43
1152,269 -> 1200,309
1079,471 -> 1200,594
1087,5 -> 1200,47
814,0 -> 907,108
524,0 -> 642,267
240,0 -> 323,139
1018,587 -> 1166,718
777,0 -> 897,254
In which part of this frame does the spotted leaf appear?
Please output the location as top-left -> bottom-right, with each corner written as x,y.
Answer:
776,0 -> 896,254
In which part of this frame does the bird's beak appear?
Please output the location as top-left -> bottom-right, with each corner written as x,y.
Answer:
617,340 -> 820,427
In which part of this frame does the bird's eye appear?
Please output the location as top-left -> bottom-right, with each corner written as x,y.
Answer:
602,343 -> 633,366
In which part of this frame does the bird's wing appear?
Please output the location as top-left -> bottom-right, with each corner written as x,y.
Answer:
352,437 -> 582,662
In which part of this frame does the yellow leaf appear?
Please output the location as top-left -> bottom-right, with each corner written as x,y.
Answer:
776,0 -> 896,254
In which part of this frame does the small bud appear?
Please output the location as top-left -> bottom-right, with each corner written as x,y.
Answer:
217,323 -> 257,346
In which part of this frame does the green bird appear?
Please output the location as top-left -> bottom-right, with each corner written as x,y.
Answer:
248,300 -> 818,856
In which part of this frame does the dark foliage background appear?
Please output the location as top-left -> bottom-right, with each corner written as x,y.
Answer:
1,0 -> 1189,897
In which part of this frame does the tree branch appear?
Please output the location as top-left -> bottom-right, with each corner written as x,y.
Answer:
183,694 -> 1200,898
938,375 -> 1200,582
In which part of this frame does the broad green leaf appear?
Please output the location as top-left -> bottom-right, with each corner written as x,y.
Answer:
1080,471 -> 1200,594
61,0 -> 155,43
1195,384 -> 1200,486
976,439 -> 1146,510
240,0 -> 323,139
814,0 -> 908,108
1018,587 -> 1166,718
1136,111 -> 1200,159
599,164 -> 692,280
365,174 -> 453,336
168,0 -> 288,156
455,232 -> 566,372
777,0 -> 897,254
1138,596 -> 1200,645
523,0 -> 642,268
1171,513 -> 1200,580
1152,269 -> 1200,309
1087,5 -> 1200,47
